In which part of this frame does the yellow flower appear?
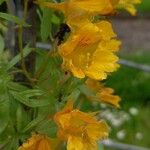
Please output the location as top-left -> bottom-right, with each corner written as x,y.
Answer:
86,79 -> 121,108
18,134 -> 58,150
54,100 -> 109,150
117,0 -> 141,15
36,0 -> 114,27
59,21 -> 121,80
110,0 -> 121,6
96,87 -> 121,108
100,0 -> 120,15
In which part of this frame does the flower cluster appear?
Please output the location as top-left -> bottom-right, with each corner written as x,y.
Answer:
18,0 -> 141,150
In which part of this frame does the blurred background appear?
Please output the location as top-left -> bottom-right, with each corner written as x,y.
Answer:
103,0 -> 150,149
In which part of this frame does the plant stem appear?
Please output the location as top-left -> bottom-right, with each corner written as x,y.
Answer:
17,0 -> 37,86
35,40 -> 58,80
18,26 -> 34,85
24,0 -> 29,19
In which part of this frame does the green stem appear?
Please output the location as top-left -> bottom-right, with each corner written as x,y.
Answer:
35,40 -> 58,80
24,0 -> 29,19
17,0 -> 37,86
35,50 -> 52,79
18,26 -> 34,85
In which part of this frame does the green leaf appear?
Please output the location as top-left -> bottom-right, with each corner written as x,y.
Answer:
4,137 -> 19,150
0,12 -> 30,27
16,104 -> 23,132
7,45 -> 33,70
0,98 -> 9,134
10,90 -> 53,107
8,82 -> 28,92
69,89 -> 81,101
0,0 -> 5,5
79,85 -> 94,97
41,8 -> 52,41
36,120 -> 57,138
0,34 -> 4,53
21,89 -> 45,98
51,14 -> 60,24
0,21 -> 7,31
22,115 -> 45,133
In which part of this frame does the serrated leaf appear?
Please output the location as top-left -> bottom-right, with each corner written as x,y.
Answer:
0,12 -> 30,27
0,34 -> 4,53
7,45 -> 33,70
41,8 -> 52,41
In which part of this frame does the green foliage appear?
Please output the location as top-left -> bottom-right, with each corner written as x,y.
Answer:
137,0 -> 150,12
0,33 -> 4,53
0,99 -> 9,134
40,8 -> 60,41
0,13 -> 30,27
40,8 -> 53,41
0,43 -> 95,149
7,45 -> 33,70
107,106 -> 150,148
0,0 -> 5,5
10,89 -> 51,107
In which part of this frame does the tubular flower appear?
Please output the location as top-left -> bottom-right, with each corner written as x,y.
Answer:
117,0 -> 141,15
86,79 -> 121,108
59,21 -> 121,80
37,0 -> 115,27
18,134 -> 58,150
100,0 -> 120,15
54,100 -> 109,150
